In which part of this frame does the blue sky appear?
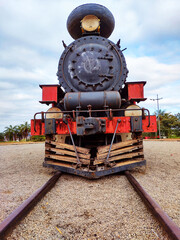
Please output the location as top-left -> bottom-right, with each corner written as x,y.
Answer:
0,0 -> 180,132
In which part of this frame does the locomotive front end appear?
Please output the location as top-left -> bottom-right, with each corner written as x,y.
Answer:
31,4 -> 157,178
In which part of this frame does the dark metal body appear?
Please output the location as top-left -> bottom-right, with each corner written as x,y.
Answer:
125,171 -> 180,240
31,3 -> 157,179
43,161 -> 146,179
64,91 -> 121,110
57,36 -> 128,92
67,3 -> 115,39
76,116 -> 106,136
45,118 -> 56,134
130,116 -> 143,132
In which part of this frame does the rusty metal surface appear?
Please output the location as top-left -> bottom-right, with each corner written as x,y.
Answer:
65,119 -> 81,167
76,117 -> 106,136
57,36 -> 128,93
125,171 -> 180,240
105,119 -> 121,166
0,172 -> 61,239
43,160 -> 146,179
32,109 -> 156,136
45,118 -> 56,135
130,116 -> 143,132
64,91 -> 121,110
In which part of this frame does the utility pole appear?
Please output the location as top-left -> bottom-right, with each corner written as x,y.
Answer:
150,94 -> 163,139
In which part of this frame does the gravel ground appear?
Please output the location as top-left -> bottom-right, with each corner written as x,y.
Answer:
0,141 -> 179,240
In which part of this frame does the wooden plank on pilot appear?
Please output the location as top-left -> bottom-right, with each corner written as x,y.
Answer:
45,143 -> 52,148
97,145 -> 143,160
46,140 -> 90,154
45,147 -> 90,160
97,139 -> 141,154
115,158 -> 145,167
45,154 -> 90,165
45,160 -> 74,169
94,152 -> 143,165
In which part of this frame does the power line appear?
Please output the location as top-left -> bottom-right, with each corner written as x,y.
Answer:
150,94 -> 163,139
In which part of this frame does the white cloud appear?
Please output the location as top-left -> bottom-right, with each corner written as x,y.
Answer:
126,56 -> 180,89
111,0 -> 180,43
0,67 -> 44,81
1,0 -> 180,49
125,55 -> 180,114
0,0 -> 180,132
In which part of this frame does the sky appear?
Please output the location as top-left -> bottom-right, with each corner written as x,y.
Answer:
0,0 -> 180,132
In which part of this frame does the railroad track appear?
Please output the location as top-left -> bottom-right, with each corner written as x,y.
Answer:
0,171 -> 62,239
0,171 -> 179,240
124,171 -> 180,240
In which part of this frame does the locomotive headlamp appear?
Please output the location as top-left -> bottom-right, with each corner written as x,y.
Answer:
125,105 -> 142,117
81,15 -> 100,32
46,107 -> 63,119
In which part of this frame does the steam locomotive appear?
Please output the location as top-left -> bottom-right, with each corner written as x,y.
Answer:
31,4 -> 157,178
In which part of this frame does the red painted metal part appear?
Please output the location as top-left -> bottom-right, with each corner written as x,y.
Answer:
31,119 -> 45,135
31,116 -> 157,136
104,116 -> 131,133
56,119 -> 77,134
143,115 -> 157,132
40,85 -> 59,103
126,81 -> 146,101
39,82 -> 147,104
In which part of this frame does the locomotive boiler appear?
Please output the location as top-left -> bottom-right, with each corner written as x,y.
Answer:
31,4 -> 157,178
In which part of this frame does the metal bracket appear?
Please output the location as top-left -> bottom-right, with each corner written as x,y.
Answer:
45,119 -> 56,135
104,119 -> 121,166
63,116 -> 81,168
130,116 -> 143,132
76,117 -> 106,136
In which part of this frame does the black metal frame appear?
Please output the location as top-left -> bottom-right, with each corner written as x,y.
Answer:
43,160 -> 146,179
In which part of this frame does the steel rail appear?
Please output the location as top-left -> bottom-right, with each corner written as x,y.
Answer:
0,171 -> 62,239
124,171 -> 180,240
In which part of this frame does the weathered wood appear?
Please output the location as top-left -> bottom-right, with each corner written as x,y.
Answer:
55,134 -> 66,143
46,140 -> 90,154
115,158 -> 144,167
97,145 -> 143,160
94,152 -> 144,165
45,150 -> 51,155
97,139 -> 141,154
45,143 -> 52,148
45,147 -> 90,160
45,160 -> 74,169
45,154 -> 90,165
45,157 -> 144,170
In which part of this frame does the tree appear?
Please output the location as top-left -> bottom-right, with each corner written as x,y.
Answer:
158,112 -> 180,138
3,122 -> 31,141
21,122 -> 31,140
173,113 -> 180,137
4,125 -> 15,141
0,132 -> 4,141
16,125 -> 24,141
